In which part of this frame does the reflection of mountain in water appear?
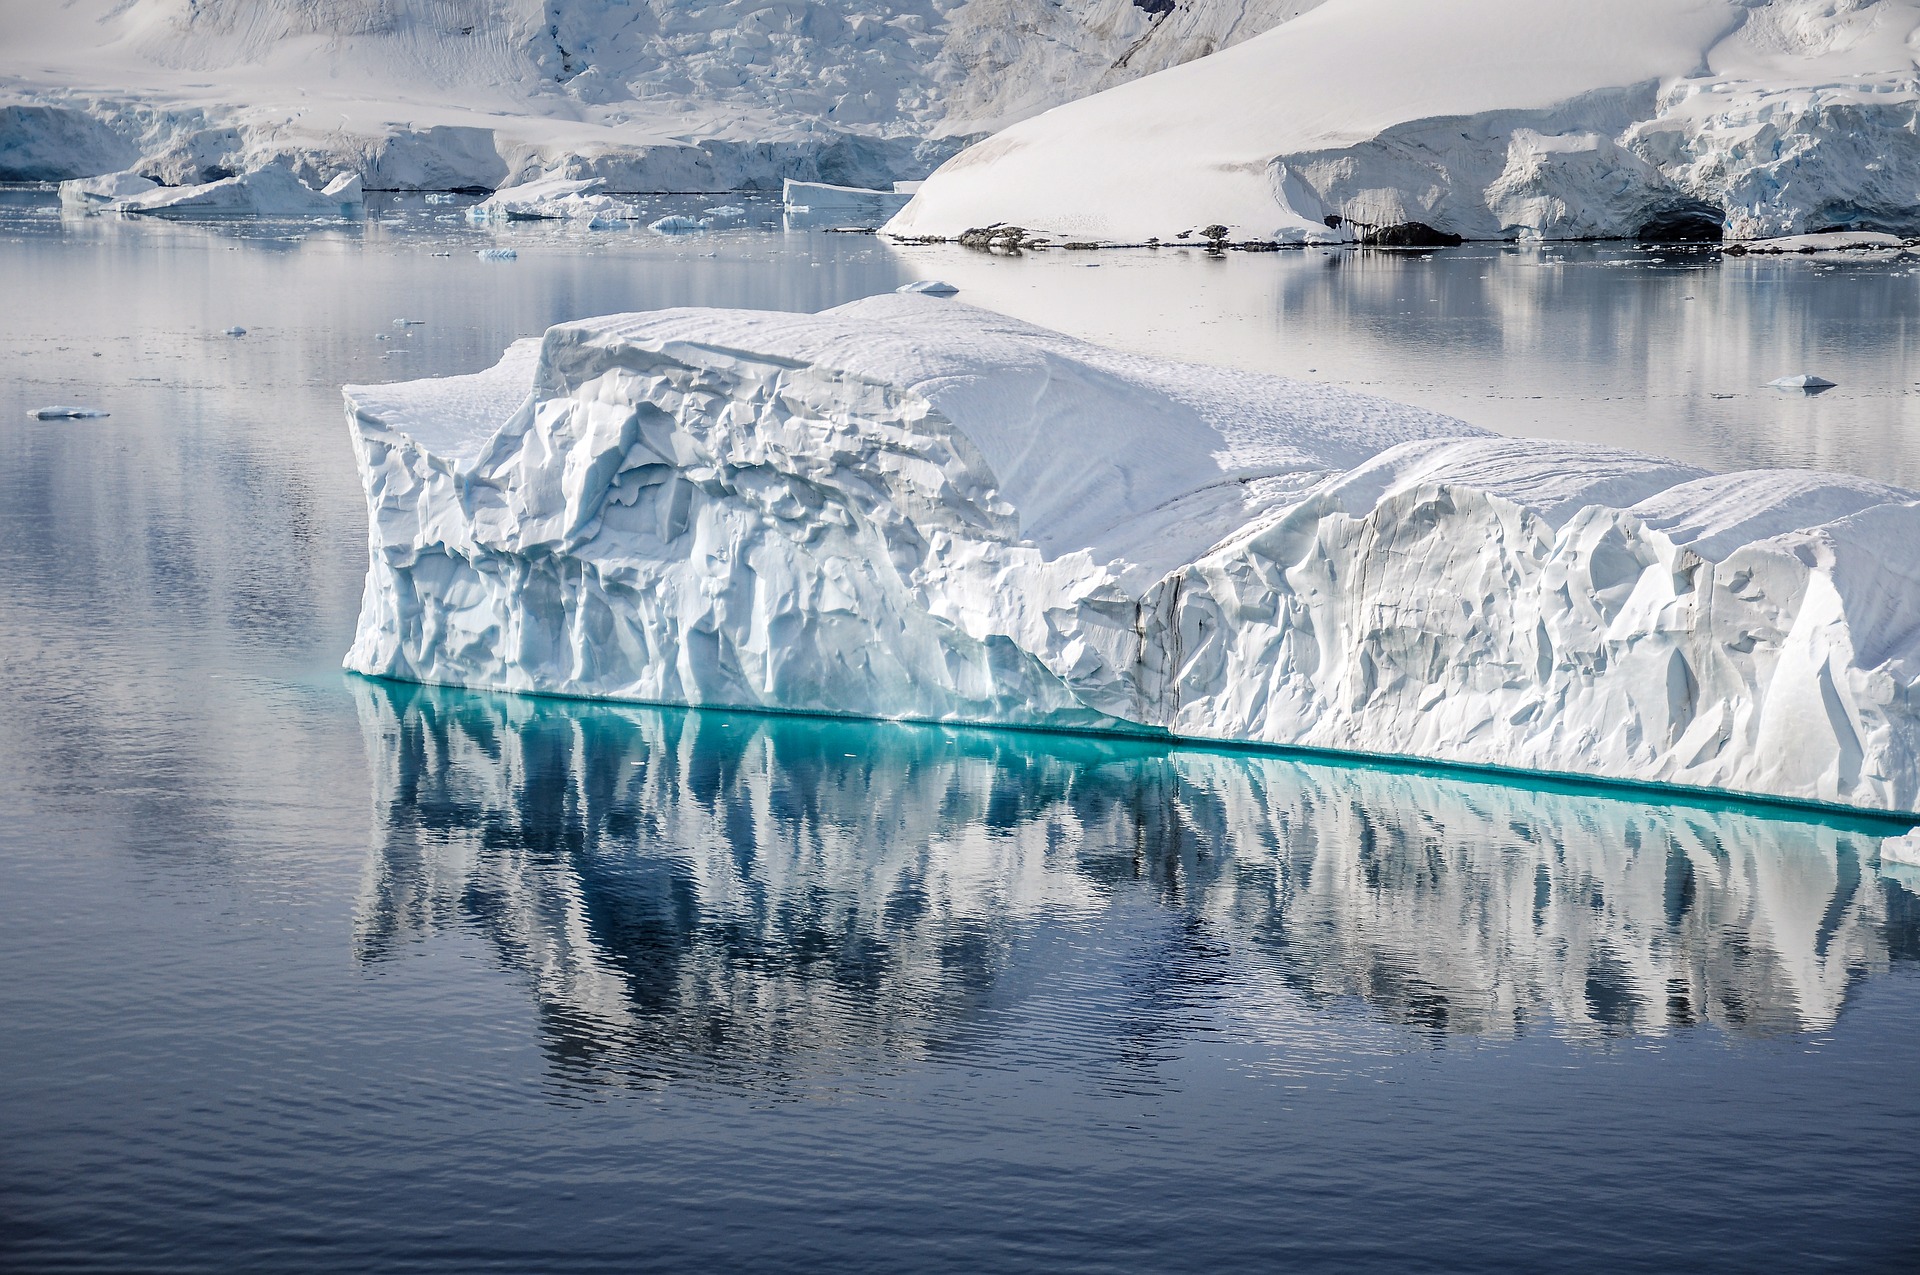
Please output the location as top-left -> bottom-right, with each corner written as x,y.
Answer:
353,679 -> 1920,1077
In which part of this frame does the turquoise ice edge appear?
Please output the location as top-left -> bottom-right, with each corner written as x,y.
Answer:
348,672 -> 1920,837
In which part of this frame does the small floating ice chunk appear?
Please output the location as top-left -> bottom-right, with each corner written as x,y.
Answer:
31,406 -> 109,419
896,280 -> 959,296
702,204 -> 746,219
1767,374 -> 1836,390
223,325 -> 247,336
476,248 -> 518,261
392,318 -> 425,327
649,215 -> 709,235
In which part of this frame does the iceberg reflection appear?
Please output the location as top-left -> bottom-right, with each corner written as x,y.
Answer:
353,678 -> 1920,1076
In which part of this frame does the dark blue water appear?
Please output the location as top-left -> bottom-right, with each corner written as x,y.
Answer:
2,192 -> 1918,1272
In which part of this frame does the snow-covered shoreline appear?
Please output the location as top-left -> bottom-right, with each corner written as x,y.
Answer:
887,0 -> 1920,248
344,296 -> 1920,818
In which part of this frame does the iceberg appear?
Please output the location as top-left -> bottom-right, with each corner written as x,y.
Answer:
783,179 -> 913,227
58,168 -> 157,209
112,163 -> 362,217
344,296 -> 1920,817
467,175 -> 642,225
887,0 -> 1920,246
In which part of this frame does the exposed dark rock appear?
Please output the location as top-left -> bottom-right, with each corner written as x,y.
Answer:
1361,222 -> 1464,248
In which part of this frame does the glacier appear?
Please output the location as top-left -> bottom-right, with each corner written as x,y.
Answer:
0,0 -> 1313,194
888,0 -> 1920,245
346,296 -> 1920,817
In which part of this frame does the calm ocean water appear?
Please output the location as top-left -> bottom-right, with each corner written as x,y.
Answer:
2,191 -> 1917,1271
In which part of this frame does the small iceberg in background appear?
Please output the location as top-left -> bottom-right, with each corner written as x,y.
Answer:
1767,374 -> 1837,391
108,162 -> 362,218
702,204 -> 747,220
782,179 -> 911,228
32,406 -> 109,419
649,215 -> 709,235
476,248 -> 518,261
468,175 -> 641,224
223,326 -> 247,337
896,280 -> 959,296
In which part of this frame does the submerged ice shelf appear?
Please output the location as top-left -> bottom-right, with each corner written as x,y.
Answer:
346,297 -> 1920,817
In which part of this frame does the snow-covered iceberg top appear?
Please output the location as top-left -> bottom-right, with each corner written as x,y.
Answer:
887,0 -> 1920,246
467,174 -> 643,226
108,162 -> 362,217
345,296 -> 1920,817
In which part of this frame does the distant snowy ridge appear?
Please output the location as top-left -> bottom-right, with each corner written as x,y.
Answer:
0,0 -> 1319,192
888,0 -> 1920,244
346,298 -> 1920,817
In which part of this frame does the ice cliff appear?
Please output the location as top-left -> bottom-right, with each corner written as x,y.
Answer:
346,297 -> 1920,817
888,0 -> 1920,244
0,0 -> 1313,193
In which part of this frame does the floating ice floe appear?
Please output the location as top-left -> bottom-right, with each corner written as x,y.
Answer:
648,215 -> 709,235
476,248 -> 518,261
467,175 -> 641,225
896,279 -> 959,296
222,326 -> 247,336
1729,232 -> 1912,256
111,162 -> 362,217
1768,374 -> 1837,391
702,205 -> 747,220
887,0 -> 1920,247
31,406 -> 109,419
344,297 -> 1920,817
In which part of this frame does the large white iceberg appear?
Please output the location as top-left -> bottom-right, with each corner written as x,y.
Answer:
345,297 -> 1920,816
887,0 -> 1920,245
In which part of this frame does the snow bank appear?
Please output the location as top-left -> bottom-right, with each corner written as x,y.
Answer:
111,163 -> 362,217
345,298 -> 1920,817
888,0 -> 1920,245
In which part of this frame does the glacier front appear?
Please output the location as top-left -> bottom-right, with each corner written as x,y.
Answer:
345,296 -> 1920,817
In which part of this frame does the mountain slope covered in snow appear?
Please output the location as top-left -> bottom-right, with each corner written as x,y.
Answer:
0,0 -> 1322,190
888,0 -> 1920,243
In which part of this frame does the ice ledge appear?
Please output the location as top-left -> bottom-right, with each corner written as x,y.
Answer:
345,296 -> 1920,816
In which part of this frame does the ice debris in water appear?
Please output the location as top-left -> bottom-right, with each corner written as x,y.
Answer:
1768,374 -> 1836,391
343,296 -> 1920,817
31,406 -> 109,419
896,280 -> 959,296
476,248 -> 517,261
393,318 -> 424,327
649,215 -> 709,235
223,326 -> 247,336
702,205 -> 747,219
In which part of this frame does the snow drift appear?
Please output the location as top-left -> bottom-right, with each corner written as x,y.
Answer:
346,297 -> 1920,817
887,0 -> 1920,244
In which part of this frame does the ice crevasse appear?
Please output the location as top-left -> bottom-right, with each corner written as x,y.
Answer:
346,296 -> 1920,816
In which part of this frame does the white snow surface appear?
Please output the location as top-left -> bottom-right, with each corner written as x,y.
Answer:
888,0 -> 1920,244
347,296 -> 1920,816
0,0 -> 1319,192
